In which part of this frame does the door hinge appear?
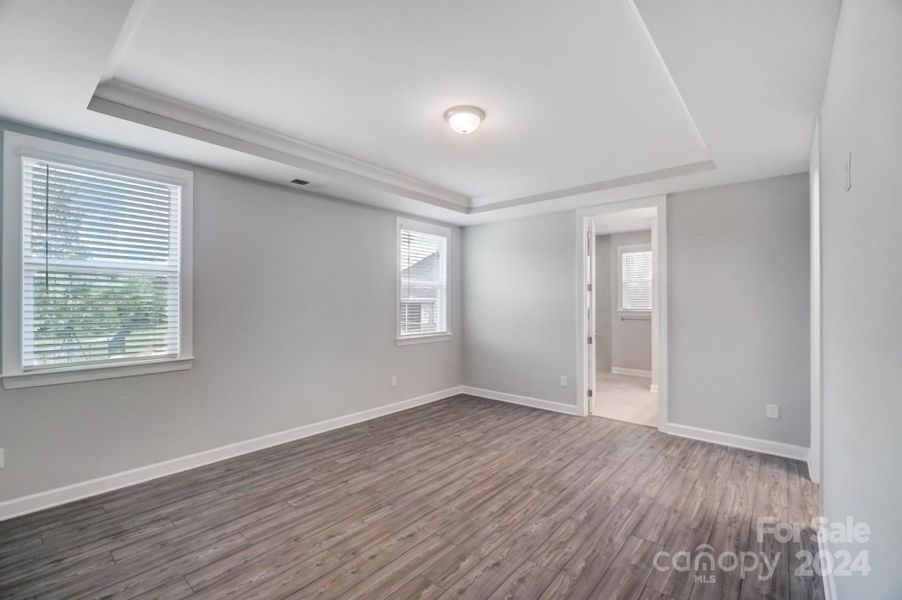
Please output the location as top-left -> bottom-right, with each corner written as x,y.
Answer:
587,389 -> 593,398
587,283 -> 592,292
587,336 -> 593,344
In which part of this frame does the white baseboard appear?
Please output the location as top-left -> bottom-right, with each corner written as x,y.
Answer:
459,386 -> 582,416
0,387 -> 814,522
611,367 -> 652,378
660,422 -> 810,462
0,386 -> 464,522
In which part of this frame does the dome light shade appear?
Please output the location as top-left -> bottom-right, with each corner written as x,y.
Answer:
444,106 -> 485,134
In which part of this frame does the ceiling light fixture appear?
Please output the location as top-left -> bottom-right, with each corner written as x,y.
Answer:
444,105 -> 485,135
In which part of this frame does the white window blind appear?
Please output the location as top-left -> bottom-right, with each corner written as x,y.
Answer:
399,225 -> 448,337
621,249 -> 652,311
21,157 -> 181,370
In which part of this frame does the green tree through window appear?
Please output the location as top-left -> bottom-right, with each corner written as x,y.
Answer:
23,158 -> 178,368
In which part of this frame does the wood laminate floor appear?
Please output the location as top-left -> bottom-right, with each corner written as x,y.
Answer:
0,395 -> 822,600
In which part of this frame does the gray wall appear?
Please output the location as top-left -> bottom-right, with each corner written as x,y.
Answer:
818,0 -> 902,597
462,211 -> 578,406
594,235 -> 612,373
0,122 -> 463,502
609,231 -> 652,372
462,174 -> 810,443
668,174 -> 810,446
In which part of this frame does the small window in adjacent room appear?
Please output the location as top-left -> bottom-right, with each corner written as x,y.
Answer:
619,245 -> 652,312
397,218 -> 450,343
1,132 -> 193,388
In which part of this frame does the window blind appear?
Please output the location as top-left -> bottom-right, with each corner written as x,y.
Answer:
21,157 -> 181,370
399,228 -> 447,336
621,250 -> 652,311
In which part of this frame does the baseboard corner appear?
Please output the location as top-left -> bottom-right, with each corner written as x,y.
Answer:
660,421 -> 810,462
458,386 -> 581,416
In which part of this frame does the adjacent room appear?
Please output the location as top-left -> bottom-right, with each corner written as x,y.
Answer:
0,1 -> 899,599
590,207 -> 659,427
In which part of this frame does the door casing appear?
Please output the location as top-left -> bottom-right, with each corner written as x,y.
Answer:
576,195 -> 668,426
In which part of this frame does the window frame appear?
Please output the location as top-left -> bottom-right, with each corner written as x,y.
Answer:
395,217 -> 451,345
617,243 -> 653,315
1,131 -> 194,388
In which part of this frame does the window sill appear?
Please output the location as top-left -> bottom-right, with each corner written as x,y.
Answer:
617,310 -> 651,321
1,357 -> 194,389
395,334 -> 452,346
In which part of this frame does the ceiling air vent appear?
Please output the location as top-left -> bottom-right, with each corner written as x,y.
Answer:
290,178 -> 309,186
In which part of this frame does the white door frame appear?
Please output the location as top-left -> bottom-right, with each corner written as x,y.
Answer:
575,195 -> 668,427
585,218 -> 596,414
808,120 -> 822,484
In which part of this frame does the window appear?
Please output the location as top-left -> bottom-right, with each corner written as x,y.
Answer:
397,218 -> 450,343
619,245 -> 652,311
2,132 -> 193,388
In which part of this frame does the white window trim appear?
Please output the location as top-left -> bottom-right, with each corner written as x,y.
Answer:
1,131 -> 194,388
395,217 -> 451,345
616,243 -> 652,314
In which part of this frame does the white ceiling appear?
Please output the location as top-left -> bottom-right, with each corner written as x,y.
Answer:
593,207 -> 655,235
0,0 -> 840,225
114,0 -> 710,202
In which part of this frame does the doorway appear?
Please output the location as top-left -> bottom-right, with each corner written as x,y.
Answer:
578,196 -> 668,428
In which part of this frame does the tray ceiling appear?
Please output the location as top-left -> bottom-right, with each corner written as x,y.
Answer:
0,0 -> 839,224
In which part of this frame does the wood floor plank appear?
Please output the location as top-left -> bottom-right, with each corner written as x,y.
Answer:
688,520 -> 745,600
285,534 -> 448,600
486,560 -> 557,600
186,516 -> 367,596
588,535 -> 661,600
338,535 -> 455,600
739,455 -> 791,600
56,533 -> 248,600
640,588 -> 677,600
385,575 -> 445,600
0,396 -> 822,600
223,550 -> 343,600
536,506 -> 642,600
643,525 -> 710,600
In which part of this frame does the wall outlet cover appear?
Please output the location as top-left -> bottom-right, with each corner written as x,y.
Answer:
766,404 -> 780,419
560,376 -> 568,387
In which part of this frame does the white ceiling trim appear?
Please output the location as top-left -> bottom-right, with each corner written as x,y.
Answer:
91,79 -> 716,216
100,0 -> 152,82
90,79 -> 472,213
0,0 -> 838,226
625,0 -> 708,156
84,0 -> 720,217
469,159 -> 715,213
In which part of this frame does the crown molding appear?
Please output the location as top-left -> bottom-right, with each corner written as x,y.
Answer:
469,159 -> 716,212
72,1 -> 722,220
88,82 -> 717,217
89,79 -> 471,213
100,0 -> 152,81
88,81 -> 719,217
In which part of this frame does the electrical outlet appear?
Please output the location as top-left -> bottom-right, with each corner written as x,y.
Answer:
391,375 -> 398,387
0,448 -> 4,469
766,404 -> 780,419
560,376 -> 568,387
